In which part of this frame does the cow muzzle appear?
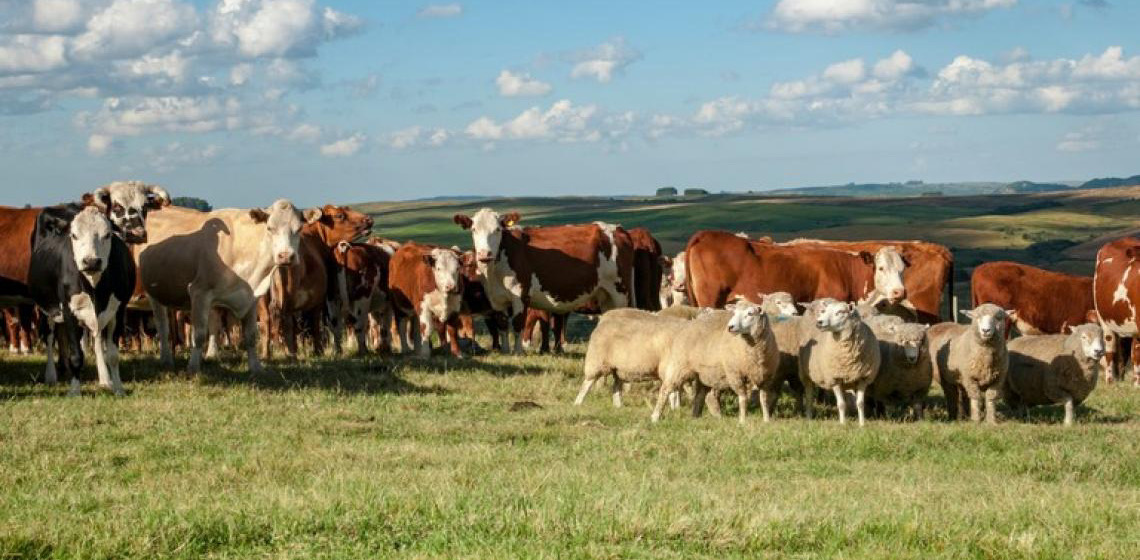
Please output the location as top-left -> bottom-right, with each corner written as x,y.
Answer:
887,288 -> 906,304
81,257 -> 103,273
276,251 -> 296,266
124,227 -> 147,244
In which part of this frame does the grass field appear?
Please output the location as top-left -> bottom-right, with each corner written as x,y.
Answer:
3,343 -> 1140,559
6,186 -> 1140,558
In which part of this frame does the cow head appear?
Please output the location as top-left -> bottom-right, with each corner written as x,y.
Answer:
725,299 -> 769,338
960,303 -> 1015,342
81,181 -> 171,244
670,251 -> 687,293
886,322 -> 928,365
453,208 -> 520,266
425,248 -> 462,295
67,206 -> 115,287
759,291 -> 799,317
249,199 -> 322,266
312,204 -> 374,244
815,300 -> 859,333
871,246 -> 908,304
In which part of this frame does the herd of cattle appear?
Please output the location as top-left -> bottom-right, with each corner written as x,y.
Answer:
1,184 -> 1139,424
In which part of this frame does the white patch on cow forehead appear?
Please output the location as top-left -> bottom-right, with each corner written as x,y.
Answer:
73,206 -> 111,234
471,208 -> 500,231
106,182 -> 148,207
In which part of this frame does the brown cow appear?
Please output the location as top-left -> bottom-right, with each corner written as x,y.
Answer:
3,306 -> 34,354
260,205 -> 373,358
457,250 -> 509,354
628,227 -> 664,311
453,210 -> 634,353
785,238 -> 952,323
973,261 -> 1117,381
684,230 -> 888,308
388,242 -> 464,358
1094,238 -> 1140,386
332,241 -> 392,355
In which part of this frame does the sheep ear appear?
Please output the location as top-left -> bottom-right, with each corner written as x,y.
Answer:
1062,325 -> 1074,334
959,310 -> 975,320
1006,309 -> 1018,321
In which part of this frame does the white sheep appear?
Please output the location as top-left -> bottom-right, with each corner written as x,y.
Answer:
867,321 -> 932,420
576,308 -> 686,408
760,291 -> 799,317
656,305 -> 704,320
798,300 -> 881,425
1005,323 -> 1105,425
928,304 -> 1016,423
651,300 -> 781,423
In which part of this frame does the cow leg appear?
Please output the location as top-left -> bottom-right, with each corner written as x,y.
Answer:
353,306 -> 369,356
257,296 -> 272,360
238,305 -> 264,374
42,317 -> 58,385
445,315 -> 464,358
510,310 -> 525,355
102,318 -> 125,397
552,313 -> 567,354
185,291 -> 212,374
1132,337 -> 1140,387
416,309 -> 434,358
152,300 -> 175,368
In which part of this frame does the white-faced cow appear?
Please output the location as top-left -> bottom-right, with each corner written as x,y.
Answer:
388,242 -> 464,358
453,209 -> 634,353
28,205 -> 135,395
135,199 -> 321,373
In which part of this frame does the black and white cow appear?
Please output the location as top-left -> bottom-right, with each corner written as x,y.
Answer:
28,205 -> 135,395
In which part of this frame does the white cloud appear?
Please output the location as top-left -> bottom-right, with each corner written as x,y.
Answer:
76,95 -> 238,136
496,70 -> 552,97
285,123 -> 322,143
417,3 -> 463,18
767,0 -> 1018,34
388,126 -> 450,149
569,38 -> 641,83
0,35 -> 69,75
822,58 -> 866,84
87,133 -> 115,155
320,132 -> 366,157
72,0 -> 198,60
466,99 -> 601,142
113,50 -> 188,86
32,0 -> 87,33
211,0 -> 362,59
872,49 -> 919,80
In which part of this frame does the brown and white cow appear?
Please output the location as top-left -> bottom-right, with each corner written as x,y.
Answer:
785,238 -> 952,323
260,205 -> 373,358
388,242 -> 464,358
136,199 -> 322,373
453,209 -> 634,353
457,250 -> 509,354
1094,238 -> 1140,387
684,230 -> 902,309
2,305 -> 34,354
332,240 -> 393,355
660,251 -> 689,308
629,227 -> 664,311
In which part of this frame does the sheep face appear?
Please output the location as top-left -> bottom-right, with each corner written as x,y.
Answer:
726,300 -> 769,337
960,303 -> 1014,342
890,323 -> 928,364
761,291 -> 799,317
815,301 -> 858,333
1073,323 -> 1107,361
801,297 -> 841,321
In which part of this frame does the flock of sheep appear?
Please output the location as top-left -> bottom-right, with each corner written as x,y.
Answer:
578,295 -> 1105,426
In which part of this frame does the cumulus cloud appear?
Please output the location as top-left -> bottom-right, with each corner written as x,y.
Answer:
417,3 -> 463,18
465,99 -> 602,142
766,0 -> 1018,34
388,126 -> 450,149
569,38 -> 641,83
86,133 -> 116,155
496,70 -> 552,97
320,132 -> 366,157
210,0 -> 362,59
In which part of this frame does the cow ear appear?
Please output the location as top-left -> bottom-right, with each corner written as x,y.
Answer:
901,253 -> 912,267
249,208 -> 270,223
422,254 -> 436,267
1129,246 -> 1140,259
453,214 -> 473,230
1063,324 -> 1074,334
302,208 -> 323,225
83,188 -> 111,212
145,185 -> 171,209
42,213 -> 70,235
501,212 -> 521,227
859,251 -> 874,265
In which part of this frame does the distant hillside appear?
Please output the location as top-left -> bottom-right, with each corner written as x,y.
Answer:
1081,175 -> 1140,189
768,180 -> 1073,198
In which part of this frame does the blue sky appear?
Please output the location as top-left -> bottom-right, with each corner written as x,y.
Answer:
2,0 -> 1139,206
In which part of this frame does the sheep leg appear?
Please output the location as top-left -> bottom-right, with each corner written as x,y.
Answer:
833,385 -> 848,424
610,374 -> 624,408
734,386 -> 748,425
803,383 -> 816,420
704,387 -> 723,417
668,389 -> 680,410
855,389 -> 867,427
1063,394 -> 1075,426
942,382 -> 960,421
651,381 -> 674,423
573,375 -> 599,406
691,381 -> 710,418
758,389 -> 775,422
984,388 -> 999,424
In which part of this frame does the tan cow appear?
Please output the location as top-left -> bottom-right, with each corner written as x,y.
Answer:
135,199 -> 321,373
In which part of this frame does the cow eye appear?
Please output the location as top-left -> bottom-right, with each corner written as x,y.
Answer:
70,233 -> 77,240
337,213 -> 346,220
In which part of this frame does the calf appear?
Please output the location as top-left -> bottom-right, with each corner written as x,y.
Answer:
453,209 -> 634,353
1094,237 -> 1140,387
135,200 -> 321,373
332,240 -> 392,355
457,250 -> 508,354
388,242 -> 464,358
28,205 -> 135,395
